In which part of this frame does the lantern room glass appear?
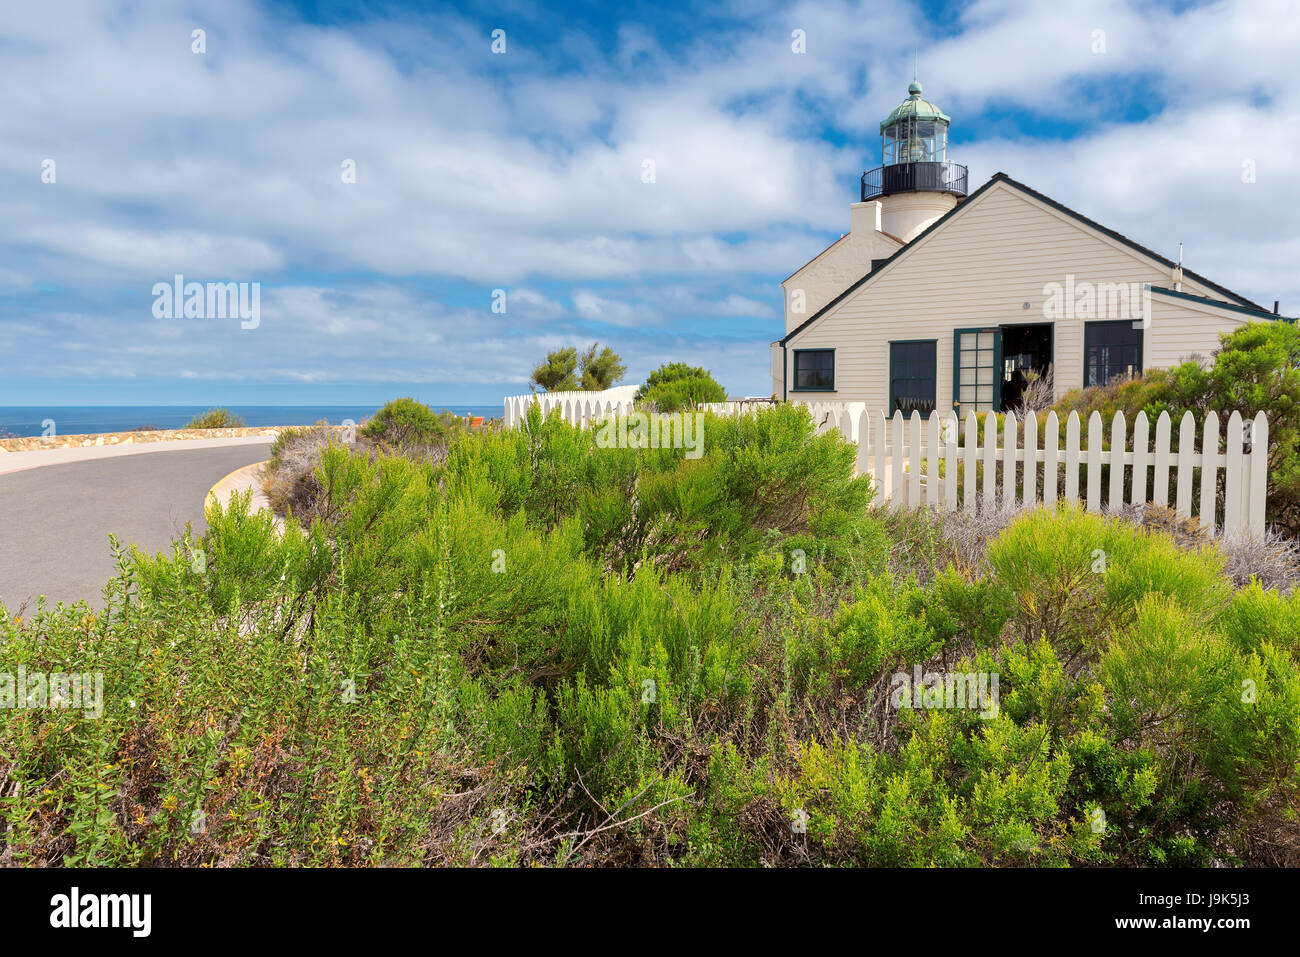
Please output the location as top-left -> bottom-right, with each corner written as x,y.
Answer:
882,119 -> 947,166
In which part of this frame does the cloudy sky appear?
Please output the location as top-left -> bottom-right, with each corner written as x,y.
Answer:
2,0 -> 1297,406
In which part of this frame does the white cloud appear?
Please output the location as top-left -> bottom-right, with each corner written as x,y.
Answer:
1,0 -> 1297,403
572,290 -> 660,327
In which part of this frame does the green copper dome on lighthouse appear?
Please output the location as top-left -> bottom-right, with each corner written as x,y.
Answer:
880,79 -> 950,133
862,75 -> 968,201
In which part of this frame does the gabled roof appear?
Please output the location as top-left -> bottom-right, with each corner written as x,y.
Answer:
780,227 -> 902,286
780,172 -> 1267,346
1150,285 -> 1292,322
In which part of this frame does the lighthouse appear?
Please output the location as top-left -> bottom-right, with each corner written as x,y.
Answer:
864,79 -> 968,242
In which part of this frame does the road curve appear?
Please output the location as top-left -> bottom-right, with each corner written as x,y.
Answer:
0,442 -> 273,611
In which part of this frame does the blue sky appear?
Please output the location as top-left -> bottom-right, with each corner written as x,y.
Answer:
2,0 -> 1297,406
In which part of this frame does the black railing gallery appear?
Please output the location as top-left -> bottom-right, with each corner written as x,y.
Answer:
861,161 -> 968,201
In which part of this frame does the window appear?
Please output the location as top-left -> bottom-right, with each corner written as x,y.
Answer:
1084,320 -> 1143,388
889,341 -> 937,415
792,349 -> 835,391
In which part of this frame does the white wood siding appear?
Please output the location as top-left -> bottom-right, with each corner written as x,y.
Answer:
782,230 -> 900,333
1146,293 -> 1247,370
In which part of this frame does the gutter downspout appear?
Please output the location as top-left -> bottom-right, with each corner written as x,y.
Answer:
782,343 -> 788,402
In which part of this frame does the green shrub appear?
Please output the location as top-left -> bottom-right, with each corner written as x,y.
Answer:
635,362 -> 726,412
790,576 -> 954,698
439,402 -> 871,579
358,397 -> 457,448
184,407 -> 245,429
985,506 -> 1228,657
578,342 -> 627,391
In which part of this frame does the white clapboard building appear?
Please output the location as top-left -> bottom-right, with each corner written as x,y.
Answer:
772,79 -> 1291,417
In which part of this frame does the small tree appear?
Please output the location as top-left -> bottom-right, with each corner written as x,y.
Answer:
579,342 -> 627,391
635,362 -> 726,412
530,347 -> 579,392
359,397 -> 452,447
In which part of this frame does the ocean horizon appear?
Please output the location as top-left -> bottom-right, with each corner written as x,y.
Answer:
0,405 -> 502,439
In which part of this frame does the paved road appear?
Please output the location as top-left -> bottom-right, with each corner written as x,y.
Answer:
0,443 -> 272,611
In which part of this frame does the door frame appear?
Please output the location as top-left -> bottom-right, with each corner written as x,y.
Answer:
998,319 -> 1056,406
952,327 -> 1003,414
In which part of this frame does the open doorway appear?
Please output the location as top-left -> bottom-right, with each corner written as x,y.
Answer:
998,323 -> 1053,412
953,323 -> 1054,415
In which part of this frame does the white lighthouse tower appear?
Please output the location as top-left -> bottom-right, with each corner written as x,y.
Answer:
866,79 -> 967,242
774,76 -> 971,390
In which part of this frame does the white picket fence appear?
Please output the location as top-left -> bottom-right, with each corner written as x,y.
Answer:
820,407 -> 1267,538
503,385 -> 639,429
504,391 -> 1270,538
699,399 -> 777,415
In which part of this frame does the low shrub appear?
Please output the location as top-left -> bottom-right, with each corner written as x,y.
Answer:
184,407 -> 245,429
358,397 -> 459,448
262,423 -> 343,518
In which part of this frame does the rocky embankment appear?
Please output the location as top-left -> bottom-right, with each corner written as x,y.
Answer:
0,426 -> 287,453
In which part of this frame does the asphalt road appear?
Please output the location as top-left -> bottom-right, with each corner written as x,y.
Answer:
0,442 -> 272,611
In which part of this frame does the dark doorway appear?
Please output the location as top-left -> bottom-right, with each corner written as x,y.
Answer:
998,323 -> 1053,412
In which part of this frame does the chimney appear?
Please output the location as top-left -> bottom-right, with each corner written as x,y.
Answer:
1275,300 -> 1280,315
850,200 -> 883,236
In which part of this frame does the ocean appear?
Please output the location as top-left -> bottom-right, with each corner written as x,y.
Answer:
0,406 -> 502,439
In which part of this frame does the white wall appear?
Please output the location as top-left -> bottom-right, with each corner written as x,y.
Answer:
781,201 -> 901,334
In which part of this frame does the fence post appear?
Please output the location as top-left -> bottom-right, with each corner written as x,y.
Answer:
1132,411 -> 1149,505
875,411 -> 889,507
1002,411 -> 1018,511
1224,411 -> 1244,536
944,413 -> 959,512
1153,412 -> 1171,507
1176,412 -> 1195,518
1109,411 -> 1127,510
1199,411 -> 1220,534
1023,411 -> 1038,508
1248,412 -> 1269,536
909,411 -> 922,506
926,411 -> 940,508
856,409 -> 872,482
963,412 -> 978,510
1064,412 -> 1080,506
1044,411 -> 1059,512
982,413 -> 998,509
891,411 -> 906,510
1086,411 -> 1103,513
